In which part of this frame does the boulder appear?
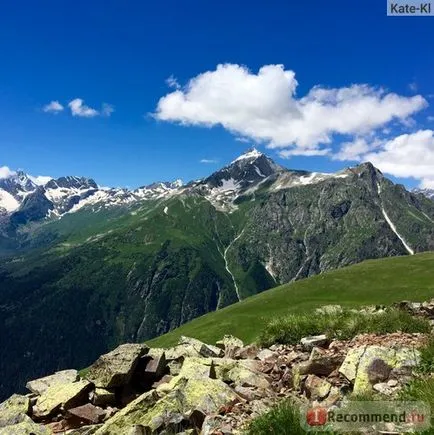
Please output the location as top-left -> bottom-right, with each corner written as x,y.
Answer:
0,417 -> 51,434
300,335 -> 328,351
0,394 -> 30,428
144,352 -> 167,379
90,388 -> 116,407
234,344 -> 259,360
164,345 -> 202,363
215,335 -> 244,350
304,348 -> 344,376
213,358 -> 269,389
26,369 -> 79,395
95,376 -> 239,434
33,379 -> 92,418
93,390 -> 159,435
339,345 -> 420,395
304,375 -> 331,400
256,349 -> 277,361
216,335 -> 244,358
85,343 -> 148,389
67,403 -> 106,425
178,336 -> 223,358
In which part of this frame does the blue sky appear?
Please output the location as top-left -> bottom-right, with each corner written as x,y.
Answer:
1,0 -> 434,188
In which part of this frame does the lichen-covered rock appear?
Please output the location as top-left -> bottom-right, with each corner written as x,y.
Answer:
178,336 -> 223,358
215,335 -> 244,358
65,424 -> 104,434
339,345 -> 420,395
304,375 -> 331,400
85,344 -> 148,388
90,388 -> 116,407
26,370 -> 78,395
94,390 -> 159,435
0,416 -> 51,435
213,358 -> 270,389
33,379 -> 92,418
0,394 -> 30,428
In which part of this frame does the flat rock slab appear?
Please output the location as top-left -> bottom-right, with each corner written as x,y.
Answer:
67,403 -> 106,424
33,380 -> 92,419
26,369 -> 79,396
85,343 -> 148,388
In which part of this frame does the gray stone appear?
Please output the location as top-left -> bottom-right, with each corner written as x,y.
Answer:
85,343 -> 148,388
0,395 -> 30,428
256,349 -> 277,361
33,379 -> 92,418
91,388 -> 116,407
26,369 -> 79,395
178,336 -> 223,358
300,335 -> 328,351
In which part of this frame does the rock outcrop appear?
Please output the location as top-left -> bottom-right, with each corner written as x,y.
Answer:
0,300 -> 432,434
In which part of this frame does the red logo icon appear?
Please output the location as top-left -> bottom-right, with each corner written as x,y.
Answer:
306,407 -> 328,426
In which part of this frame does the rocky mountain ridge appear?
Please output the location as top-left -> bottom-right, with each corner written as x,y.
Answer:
2,150 -> 434,402
1,300 -> 432,434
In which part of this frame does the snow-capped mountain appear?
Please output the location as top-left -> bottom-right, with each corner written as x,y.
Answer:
413,188 -> 434,200
0,170 -> 184,220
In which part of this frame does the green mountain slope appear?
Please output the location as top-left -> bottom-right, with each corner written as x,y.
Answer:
148,252 -> 434,348
2,156 -> 434,400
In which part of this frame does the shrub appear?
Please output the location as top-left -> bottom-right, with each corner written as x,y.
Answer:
257,308 -> 430,347
245,400 -> 305,435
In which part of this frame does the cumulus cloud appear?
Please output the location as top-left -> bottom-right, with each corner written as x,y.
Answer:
154,64 -> 427,154
200,158 -> 219,164
335,130 -> 434,188
68,98 -> 99,117
43,100 -> 64,114
0,166 -> 16,179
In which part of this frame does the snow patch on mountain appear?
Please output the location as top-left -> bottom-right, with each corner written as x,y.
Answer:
377,182 -> 414,255
0,189 -> 20,212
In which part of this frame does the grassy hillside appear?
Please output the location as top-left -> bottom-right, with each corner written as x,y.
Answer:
148,252 -> 434,348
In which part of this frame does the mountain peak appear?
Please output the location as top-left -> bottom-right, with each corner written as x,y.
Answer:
231,147 -> 263,164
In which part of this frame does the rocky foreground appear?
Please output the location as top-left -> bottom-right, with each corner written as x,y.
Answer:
0,300 -> 433,435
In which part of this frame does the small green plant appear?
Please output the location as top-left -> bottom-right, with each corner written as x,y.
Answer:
245,400 -> 306,435
417,336 -> 434,374
399,377 -> 434,434
257,309 -> 431,347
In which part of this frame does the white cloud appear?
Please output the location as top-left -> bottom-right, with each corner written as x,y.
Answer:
101,103 -> 115,117
28,175 -> 52,186
335,130 -> 434,188
43,100 -> 64,114
200,158 -> 219,164
68,98 -> 99,118
166,75 -> 181,90
0,166 -> 16,179
428,115 -> 434,122
279,148 -> 331,158
154,64 -> 427,154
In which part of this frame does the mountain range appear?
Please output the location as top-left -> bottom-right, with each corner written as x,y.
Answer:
1,148 -> 434,399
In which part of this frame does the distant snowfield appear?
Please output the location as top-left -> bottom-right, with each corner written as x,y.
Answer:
0,188 -> 20,212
